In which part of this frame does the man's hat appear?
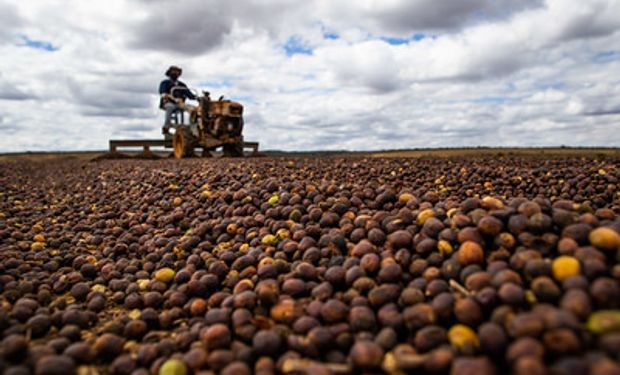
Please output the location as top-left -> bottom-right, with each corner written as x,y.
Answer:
165,65 -> 182,77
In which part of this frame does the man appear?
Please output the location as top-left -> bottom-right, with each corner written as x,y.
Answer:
159,65 -> 196,134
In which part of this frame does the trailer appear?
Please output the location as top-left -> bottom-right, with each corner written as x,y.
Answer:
107,139 -> 260,156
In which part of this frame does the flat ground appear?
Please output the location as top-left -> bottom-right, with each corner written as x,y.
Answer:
1,147 -> 618,163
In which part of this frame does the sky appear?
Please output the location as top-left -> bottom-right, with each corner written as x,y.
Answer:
0,0 -> 619,152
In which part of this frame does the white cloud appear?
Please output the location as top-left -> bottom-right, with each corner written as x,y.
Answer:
317,0 -> 545,35
0,0 -> 619,152
0,2 -> 22,43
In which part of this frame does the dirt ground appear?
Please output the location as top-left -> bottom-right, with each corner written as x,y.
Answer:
1,147 -> 618,163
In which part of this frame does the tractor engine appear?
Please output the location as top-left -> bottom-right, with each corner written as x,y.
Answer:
199,95 -> 244,138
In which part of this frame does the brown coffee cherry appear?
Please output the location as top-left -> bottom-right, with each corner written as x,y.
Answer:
450,357 -> 496,375
349,341 -> 384,370
458,241 -> 485,266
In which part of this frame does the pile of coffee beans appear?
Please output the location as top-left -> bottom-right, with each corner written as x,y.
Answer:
0,155 -> 619,374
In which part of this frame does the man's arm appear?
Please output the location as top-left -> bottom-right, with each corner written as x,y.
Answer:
178,81 -> 196,100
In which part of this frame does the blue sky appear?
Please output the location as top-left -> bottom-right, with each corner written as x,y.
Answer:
0,0 -> 619,151
381,33 -> 427,45
18,35 -> 59,51
284,35 -> 314,56
594,50 -> 620,63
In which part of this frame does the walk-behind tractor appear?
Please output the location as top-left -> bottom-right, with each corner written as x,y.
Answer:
107,90 -> 258,158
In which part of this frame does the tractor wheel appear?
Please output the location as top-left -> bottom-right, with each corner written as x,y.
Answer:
173,126 -> 195,159
223,142 -> 244,157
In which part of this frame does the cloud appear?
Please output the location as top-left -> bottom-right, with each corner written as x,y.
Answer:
319,0 -> 545,35
0,112 -> 19,134
126,0 -> 314,55
0,0 -> 619,152
80,108 -> 155,119
583,109 -> 620,116
0,73 -> 36,100
549,0 -> 620,42
117,124 -> 153,132
129,8 -> 231,55
66,75 -> 155,116
0,3 -> 22,43
127,3 -> 232,55
318,40 -> 404,92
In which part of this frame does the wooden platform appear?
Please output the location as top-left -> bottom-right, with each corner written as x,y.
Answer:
109,139 -> 259,155
109,139 -> 171,153
242,142 -> 259,154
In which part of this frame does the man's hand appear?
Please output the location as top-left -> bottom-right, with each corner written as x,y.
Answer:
162,94 -> 183,105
